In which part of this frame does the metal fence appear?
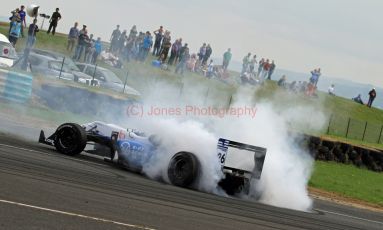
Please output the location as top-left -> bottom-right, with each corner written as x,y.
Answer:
327,114 -> 383,144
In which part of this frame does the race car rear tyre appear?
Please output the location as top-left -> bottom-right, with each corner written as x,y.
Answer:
168,152 -> 199,187
54,123 -> 87,156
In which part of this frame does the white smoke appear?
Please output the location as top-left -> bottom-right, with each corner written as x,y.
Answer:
122,82 -> 326,211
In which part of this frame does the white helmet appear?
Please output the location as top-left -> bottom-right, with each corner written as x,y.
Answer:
27,4 -> 40,17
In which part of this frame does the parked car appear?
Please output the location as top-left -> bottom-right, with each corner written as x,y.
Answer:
13,49 -> 96,84
0,33 -> 17,68
76,62 -> 140,96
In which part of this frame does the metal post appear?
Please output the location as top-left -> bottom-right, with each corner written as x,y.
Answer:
123,71 -> 128,94
378,125 -> 383,144
59,57 -> 65,79
92,64 -> 97,86
345,117 -> 351,138
327,114 -> 333,134
362,121 -> 368,141
227,95 -> 233,108
179,83 -> 184,96
204,87 -> 210,105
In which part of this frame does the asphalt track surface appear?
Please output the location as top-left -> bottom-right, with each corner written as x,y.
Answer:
0,134 -> 382,230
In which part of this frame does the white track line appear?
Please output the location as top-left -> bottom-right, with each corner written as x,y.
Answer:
0,199 -> 156,230
315,209 -> 383,225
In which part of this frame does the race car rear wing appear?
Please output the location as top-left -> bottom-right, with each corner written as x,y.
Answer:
217,138 -> 266,179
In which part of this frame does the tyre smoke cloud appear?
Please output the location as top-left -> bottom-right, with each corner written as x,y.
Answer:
124,81 -> 326,211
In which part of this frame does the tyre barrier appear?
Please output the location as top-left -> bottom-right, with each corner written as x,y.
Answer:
304,135 -> 383,172
0,69 -> 33,103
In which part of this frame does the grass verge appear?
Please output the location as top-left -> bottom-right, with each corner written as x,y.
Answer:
309,161 -> 383,207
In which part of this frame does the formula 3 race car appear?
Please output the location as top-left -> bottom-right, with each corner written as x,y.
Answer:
39,121 -> 267,195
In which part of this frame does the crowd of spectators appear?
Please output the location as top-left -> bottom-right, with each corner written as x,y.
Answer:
5,4 -> 380,109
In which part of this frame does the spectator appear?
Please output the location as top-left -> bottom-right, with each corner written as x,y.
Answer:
257,58 -> 264,77
128,25 -> 137,40
159,37 -> 171,62
352,94 -> 364,105
328,84 -> 335,96
67,22 -> 79,52
92,37 -> 102,64
198,43 -> 207,62
187,53 -> 197,72
262,59 -> 271,80
9,8 -> 19,35
268,60 -> 276,80
26,18 -> 39,48
174,38 -> 183,64
249,55 -> 257,74
73,30 -> 90,61
175,44 -> 190,75
310,68 -> 321,86
117,30 -> 128,54
277,75 -> 287,87
242,53 -> 251,74
47,8 -> 62,35
203,44 -> 212,65
222,48 -> 232,70
206,59 -> 214,78
367,88 -> 377,108
110,25 -> 121,53
168,39 -> 179,65
19,5 -> 26,37
139,31 -> 153,62
79,25 -> 87,35
8,14 -> 22,47
159,30 -> 171,56
152,26 -> 164,56
84,34 -> 95,63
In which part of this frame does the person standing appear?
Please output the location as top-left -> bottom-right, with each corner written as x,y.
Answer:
262,59 -> 271,80
152,26 -> 164,56
92,37 -> 102,64
222,48 -> 232,71
67,22 -> 79,52
84,34 -> 95,63
18,5 -> 26,38
26,18 -> 39,48
242,53 -> 251,74
175,44 -> 190,75
249,55 -> 257,74
140,31 -> 153,62
47,8 -> 62,35
367,88 -> 377,108
198,43 -> 207,62
203,44 -> 212,65
73,30 -> 90,61
268,60 -> 276,80
8,14 -> 22,47
257,58 -> 264,77
110,25 -> 121,53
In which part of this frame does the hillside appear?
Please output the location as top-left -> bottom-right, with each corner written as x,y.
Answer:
1,24 -> 382,150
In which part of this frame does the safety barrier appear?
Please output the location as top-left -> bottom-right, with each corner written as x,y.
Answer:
0,69 -> 33,103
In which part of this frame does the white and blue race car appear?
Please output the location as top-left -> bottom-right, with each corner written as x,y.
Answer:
39,121 -> 267,195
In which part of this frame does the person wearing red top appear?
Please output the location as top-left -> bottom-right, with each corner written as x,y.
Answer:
262,59 -> 271,80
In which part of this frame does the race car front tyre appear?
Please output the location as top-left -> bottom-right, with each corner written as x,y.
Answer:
54,123 -> 87,156
168,152 -> 199,187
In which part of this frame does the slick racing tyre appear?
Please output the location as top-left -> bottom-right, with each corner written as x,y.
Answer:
168,152 -> 199,187
54,123 -> 87,156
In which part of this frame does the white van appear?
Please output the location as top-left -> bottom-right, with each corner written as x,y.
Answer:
0,33 -> 17,68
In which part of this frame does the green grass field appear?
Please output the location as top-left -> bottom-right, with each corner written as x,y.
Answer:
1,23 -> 383,206
309,161 -> 383,206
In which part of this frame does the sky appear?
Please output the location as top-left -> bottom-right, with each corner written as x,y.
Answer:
1,0 -> 382,88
